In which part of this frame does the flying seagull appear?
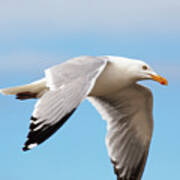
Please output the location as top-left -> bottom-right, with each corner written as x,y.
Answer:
0,56 -> 168,180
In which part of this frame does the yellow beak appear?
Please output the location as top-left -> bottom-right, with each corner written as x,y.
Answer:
150,74 -> 168,85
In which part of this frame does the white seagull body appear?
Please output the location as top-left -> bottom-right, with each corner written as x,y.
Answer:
0,56 -> 168,180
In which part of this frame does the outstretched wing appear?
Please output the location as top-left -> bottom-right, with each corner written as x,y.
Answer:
89,84 -> 153,180
23,56 -> 107,151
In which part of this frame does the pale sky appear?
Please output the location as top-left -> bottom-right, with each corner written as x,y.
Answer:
0,0 -> 180,35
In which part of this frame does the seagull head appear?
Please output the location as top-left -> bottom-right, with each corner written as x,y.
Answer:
128,59 -> 168,85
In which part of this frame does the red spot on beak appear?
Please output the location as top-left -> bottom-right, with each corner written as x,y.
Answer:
150,74 -> 168,86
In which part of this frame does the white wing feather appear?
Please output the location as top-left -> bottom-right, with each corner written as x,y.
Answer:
23,56 -> 107,151
89,84 -> 153,180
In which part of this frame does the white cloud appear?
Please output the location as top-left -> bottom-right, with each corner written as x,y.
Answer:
0,0 -> 180,35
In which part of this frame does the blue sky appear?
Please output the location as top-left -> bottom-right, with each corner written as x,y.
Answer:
0,1 -> 180,180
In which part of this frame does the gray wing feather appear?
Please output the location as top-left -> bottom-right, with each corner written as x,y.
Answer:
45,56 -> 107,90
89,84 -> 153,180
23,56 -> 107,151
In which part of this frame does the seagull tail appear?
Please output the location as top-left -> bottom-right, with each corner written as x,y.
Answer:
0,78 -> 48,100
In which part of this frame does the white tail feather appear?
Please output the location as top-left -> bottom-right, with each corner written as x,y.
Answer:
0,78 -> 47,96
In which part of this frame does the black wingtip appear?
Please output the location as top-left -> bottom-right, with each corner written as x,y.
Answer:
30,116 -> 38,121
22,146 -> 29,152
22,142 -> 38,151
22,109 -> 76,153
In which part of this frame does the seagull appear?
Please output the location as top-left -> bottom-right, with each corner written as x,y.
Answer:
0,56 -> 168,180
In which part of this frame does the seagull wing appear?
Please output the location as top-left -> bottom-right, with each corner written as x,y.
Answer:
89,84 -> 153,180
23,56 -> 107,151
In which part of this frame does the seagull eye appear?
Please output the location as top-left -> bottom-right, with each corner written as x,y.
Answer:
142,65 -> 148,70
